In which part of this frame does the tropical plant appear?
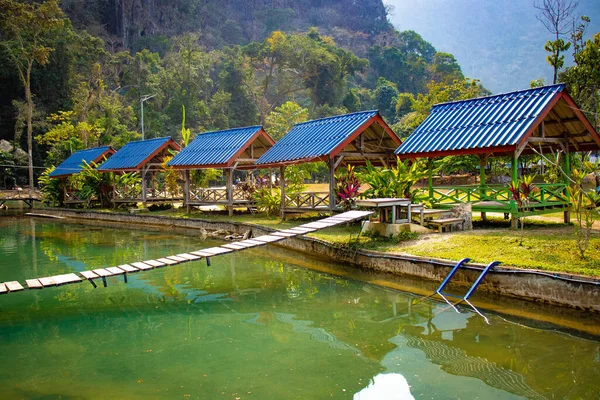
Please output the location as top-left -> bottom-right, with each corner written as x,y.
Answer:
191,168 -> 222,187
180,104 -> 191,147
76,161 -> 114,207
114,171 -> 142,200
508,175 -> 538,246
38,166 -> 64,206
253,165 -> 308,216
254,187 -> 281,216
357,159 -> 428,201
568,165 -> 599,258
335,165 -> 360,211
161,155 -> 179,198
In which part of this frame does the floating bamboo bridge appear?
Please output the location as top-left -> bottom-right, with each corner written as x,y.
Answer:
0,211 -> 373,294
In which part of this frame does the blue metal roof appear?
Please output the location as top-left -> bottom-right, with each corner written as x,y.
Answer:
255,111 -> 379,165
98,137 -> 175,171
396,84 -> 565,157
49,146 -> 113,177
168,126 -> 264,168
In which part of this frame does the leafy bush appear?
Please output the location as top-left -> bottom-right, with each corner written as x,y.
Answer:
39,167 -> 64,206
161,155 -> 179,198
357,159 -> 428,201
254,187 -> 282,216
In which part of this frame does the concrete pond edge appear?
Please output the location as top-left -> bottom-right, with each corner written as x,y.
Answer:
32,208 -> 600,312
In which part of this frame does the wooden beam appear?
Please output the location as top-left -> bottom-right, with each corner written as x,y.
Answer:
337,152 -> 396,158
184,170 -> 190,214
280,166 -> 286,220
544,117 -> 581,126
549,109 -> 580,151
328,158 -> 336,215
528,137 -> 568,144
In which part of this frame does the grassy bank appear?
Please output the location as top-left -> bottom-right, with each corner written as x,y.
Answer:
62,206 -> 600,278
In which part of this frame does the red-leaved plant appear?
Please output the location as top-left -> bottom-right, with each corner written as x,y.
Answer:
335,165 -> 360,211
508,175 -> 538,246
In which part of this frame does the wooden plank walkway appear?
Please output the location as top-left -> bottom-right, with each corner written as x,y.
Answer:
0,210 -> 373,295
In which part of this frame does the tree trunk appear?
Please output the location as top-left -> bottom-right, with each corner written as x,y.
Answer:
26,61 -> 34,199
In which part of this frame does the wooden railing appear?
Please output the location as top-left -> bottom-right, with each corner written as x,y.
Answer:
114,187 -> 183,201
64,191 -> 88,203
188,187 -> 249,203
419,183 -> 569,210
284,192 -> 331,209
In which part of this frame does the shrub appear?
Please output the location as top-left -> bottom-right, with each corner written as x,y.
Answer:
39,167 -> 64,206
357,158 -> 428,201
254,187 -> 282,216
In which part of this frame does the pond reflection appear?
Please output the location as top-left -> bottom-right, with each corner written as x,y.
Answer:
0,217 -> 598,399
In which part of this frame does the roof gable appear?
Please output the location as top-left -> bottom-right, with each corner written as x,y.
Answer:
396,84 -> 575,157
49,146 -> 114,177
98,137 -> 180,171
168,126 -> 274,168
256,111 -> 399,166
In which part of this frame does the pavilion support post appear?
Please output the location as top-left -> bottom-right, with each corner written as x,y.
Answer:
427,158 -> 433,199
564,149 -> 571,224
226,168 -> 234,217
510,152 -> 519,229
280,166 -> 286,220
268,168 -> 273,193
511,152 -> 518,186
479,155 -> 487,221
328,157 -> 336,215
184,170 -> 190,214
141,166 -> 147,208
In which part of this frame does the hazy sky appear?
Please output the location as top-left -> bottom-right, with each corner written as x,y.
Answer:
383,0 -> 600,94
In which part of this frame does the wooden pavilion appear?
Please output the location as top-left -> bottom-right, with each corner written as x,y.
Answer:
395,84 -> 600,227
167,126 -> 275,215
254,110 -> 402,218
97,137 -> 181,206
49,146 -> 115,205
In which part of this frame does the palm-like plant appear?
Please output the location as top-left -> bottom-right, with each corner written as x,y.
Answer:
357,159 -> 428,201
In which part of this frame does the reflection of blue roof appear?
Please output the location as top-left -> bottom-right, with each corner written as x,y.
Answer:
168,126 -> 268,168
255,111 -> 379,165
98,137 -> 176,171
49,146 -> 113,177
396,84 -> 565,157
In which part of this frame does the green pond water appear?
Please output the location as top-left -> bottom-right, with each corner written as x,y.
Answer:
0,216 -> 599,399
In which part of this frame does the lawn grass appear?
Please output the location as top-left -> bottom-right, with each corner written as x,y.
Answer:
398,229 -> 600,277
87,207 -> 600,278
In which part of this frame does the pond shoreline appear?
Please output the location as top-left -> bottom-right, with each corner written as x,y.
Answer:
34,208 -> 600,312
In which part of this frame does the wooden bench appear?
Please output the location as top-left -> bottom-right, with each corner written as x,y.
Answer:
427,217 -> 465,233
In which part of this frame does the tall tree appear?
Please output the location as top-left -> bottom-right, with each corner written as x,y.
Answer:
0,0 -> 65,195
534,0 -> 579,83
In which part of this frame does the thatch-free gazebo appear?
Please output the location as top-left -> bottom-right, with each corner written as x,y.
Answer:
255,110 -> 401,218
168,126 -> 275,215
97,137 -> 181,206
396,84 -> 600,226
49,146 -> 115,205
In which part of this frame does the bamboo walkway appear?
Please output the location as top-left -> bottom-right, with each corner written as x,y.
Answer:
0,210 -> 373,294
